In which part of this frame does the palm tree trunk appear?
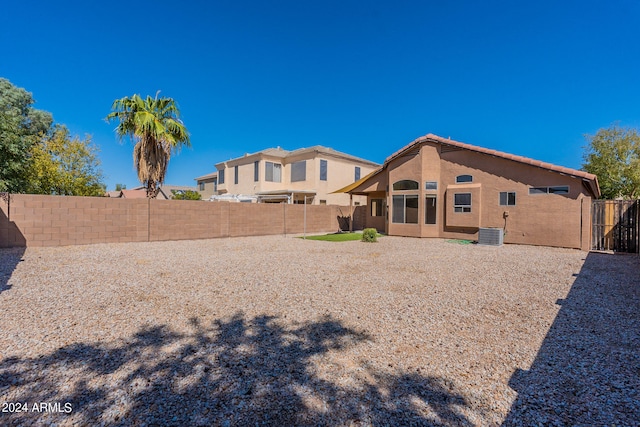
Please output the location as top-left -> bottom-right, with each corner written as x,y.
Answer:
146,181 -> 157,198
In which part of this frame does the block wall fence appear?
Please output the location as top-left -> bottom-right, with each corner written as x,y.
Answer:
0,194 -> 362,248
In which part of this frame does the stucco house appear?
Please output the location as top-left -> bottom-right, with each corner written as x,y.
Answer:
194,172 -> 218,199
107,185 -> 198,200
211,146 -> 379,205
338,134 -> 600,250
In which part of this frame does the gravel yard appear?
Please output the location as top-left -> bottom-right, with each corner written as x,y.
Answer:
0,235 -> 638,426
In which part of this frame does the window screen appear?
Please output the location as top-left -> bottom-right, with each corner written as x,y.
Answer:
454,193 -> 471,213
392,195 -> 418,224
320,160 -> 327,181
499,192 -> 516,205
265,162 -> 282,182
291,161 -> 306,182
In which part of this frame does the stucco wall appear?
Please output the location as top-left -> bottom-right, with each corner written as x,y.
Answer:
365,142 -> 593,250
217,153 -> 376,206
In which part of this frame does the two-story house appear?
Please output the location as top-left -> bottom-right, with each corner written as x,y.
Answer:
210,146 -> 379,205
194,172 -> 218,200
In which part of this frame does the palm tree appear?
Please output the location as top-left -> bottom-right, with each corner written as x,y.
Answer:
106,92 -> 190,198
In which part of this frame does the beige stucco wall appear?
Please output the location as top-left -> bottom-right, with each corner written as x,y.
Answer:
363,142 -> 593,250
217,152 -> 377,205
197,178 -> 218,199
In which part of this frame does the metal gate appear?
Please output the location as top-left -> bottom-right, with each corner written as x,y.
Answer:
591,200 -> 639,253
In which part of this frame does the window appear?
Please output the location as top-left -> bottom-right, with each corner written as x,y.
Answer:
425,195 -> 437,224
234,165 -> 239,185
319,199 -> 327,205
500,192 -> 516,205
355,166 -> 361,181
371,198 -> 384,217
291,160 -> 306,182
392,180 -> 419,191
254,161 -> 259,182
456,174 -> 473,183
320,159 -> 327,181
529,186 -> 569,195
265,162 -> 282,182
354,202 -> 360,206
454,193 -> 471,213
198,182 -> 205,191
219,169 -> 225,184
549,186 -> 569,194
425,181 -> 438,190
392,195 -> 418,224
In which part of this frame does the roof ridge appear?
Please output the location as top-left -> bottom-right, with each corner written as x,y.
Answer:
386,133 -> 597,181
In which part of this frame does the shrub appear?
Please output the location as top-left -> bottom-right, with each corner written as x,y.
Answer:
172,190 -> 202,200
361,228 -> 378,243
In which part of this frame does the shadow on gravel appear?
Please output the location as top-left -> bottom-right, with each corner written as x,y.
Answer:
0,248 -> 24,295
503,252 -> 640,426
1,202 -> 26,294
0,245 -> 24,294
0,313 -> 473,426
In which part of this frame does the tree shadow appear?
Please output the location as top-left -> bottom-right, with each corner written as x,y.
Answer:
0,206 -> 25,294
1,313 -> 474,426
503,252 -> 640,425
0,247 -> 24,295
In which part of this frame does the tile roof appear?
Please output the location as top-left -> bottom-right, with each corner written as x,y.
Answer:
287,146 -> 380,166
386,133 -> 599,197
217,145 -> 380,166
120,189 -> 147,199
194,172 -> 218,181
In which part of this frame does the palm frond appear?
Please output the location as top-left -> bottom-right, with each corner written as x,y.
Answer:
107,92 -> 190,197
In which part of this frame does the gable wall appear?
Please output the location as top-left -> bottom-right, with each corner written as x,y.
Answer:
380,144 -> 592,249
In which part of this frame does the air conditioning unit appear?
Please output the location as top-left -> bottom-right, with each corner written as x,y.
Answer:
478,227 -> 504,246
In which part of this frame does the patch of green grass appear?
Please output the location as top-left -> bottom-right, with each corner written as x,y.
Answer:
300,232 -> 381,242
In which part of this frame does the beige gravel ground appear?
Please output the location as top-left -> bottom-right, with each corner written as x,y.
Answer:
0,235 -> 638,426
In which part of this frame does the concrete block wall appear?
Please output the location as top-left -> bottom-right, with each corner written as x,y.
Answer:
1,194 -> 148,247
0,194 -> 350,248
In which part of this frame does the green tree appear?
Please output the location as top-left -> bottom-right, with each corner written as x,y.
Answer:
582,125 -> 640,199
172,190 -> 202,200
106,93 -> 190,198
115,183 -> 126,191
27,125 -> 106,196
1,78 -> 105,195
0,78 -> 53,192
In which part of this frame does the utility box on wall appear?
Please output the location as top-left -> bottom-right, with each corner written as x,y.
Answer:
478,227 -> 504,246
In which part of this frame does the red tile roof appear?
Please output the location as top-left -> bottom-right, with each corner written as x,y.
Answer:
385,134 -> 600,197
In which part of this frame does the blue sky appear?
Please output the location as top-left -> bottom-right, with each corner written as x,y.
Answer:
2,0 -> 639,190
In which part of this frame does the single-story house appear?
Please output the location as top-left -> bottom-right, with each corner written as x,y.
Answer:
336,133 -> 600,250
106,185 -> 199,200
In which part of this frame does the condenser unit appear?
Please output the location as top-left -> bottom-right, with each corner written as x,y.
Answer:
478,227 -> 504,246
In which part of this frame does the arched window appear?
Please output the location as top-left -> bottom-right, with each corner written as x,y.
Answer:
455,174 -> 473,183
392,180 -> 419,191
